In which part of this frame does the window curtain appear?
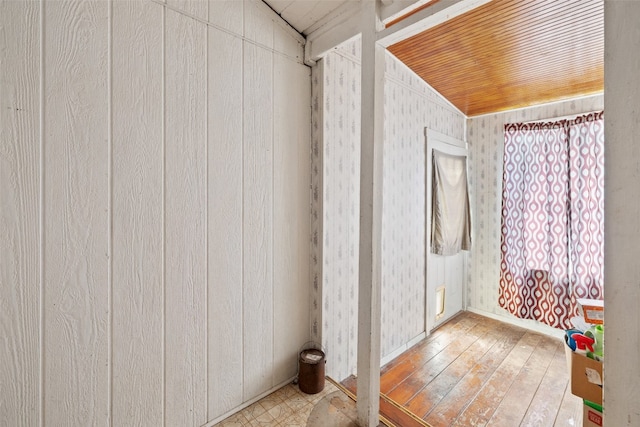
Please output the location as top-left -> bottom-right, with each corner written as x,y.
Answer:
499,111 -> 604,329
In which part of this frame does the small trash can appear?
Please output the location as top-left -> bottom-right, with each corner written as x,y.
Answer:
298,347 -> 325,394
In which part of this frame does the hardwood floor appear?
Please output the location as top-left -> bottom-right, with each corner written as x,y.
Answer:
341,311 -> 583,427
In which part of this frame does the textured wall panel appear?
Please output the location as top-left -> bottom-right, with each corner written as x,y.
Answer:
111,1 -> 164,424
164,9 -> 208,426
242,41 -> 275,400
0,1 -> 40,424
273,55 -> 312,385
0,0 -> 310,423
603,2 -> 640,423
43,0 -> 110,424
207,27 -> 244,418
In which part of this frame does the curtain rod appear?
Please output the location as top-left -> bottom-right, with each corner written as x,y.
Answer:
519,110 -> 603,125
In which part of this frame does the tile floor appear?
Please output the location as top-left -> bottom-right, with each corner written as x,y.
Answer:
213,379 -> 349,427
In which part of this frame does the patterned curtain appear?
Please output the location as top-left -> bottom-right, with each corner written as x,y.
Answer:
499,112 -> 604,329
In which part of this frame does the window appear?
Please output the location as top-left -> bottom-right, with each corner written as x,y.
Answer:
498,112 -> 604,329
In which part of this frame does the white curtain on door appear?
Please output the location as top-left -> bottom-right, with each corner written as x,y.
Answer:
431,149 -> 471,256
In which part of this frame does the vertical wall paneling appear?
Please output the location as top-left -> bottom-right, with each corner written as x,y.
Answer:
242,41 -> 275,399
272,55 -> 311,385
2,1 -> 312,424
167,0 -> 207,21
208,0 -> 243,34
244,0 -> 274,49
111,0 -> 163,424
207,26 -> 244,419
43,0 -> 110,424
0,0 -> 40,424
604,2 -> 640,422
164,9 -> 207,426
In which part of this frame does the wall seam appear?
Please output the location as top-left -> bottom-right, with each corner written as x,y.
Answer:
240,0 -> 246,402
107,0 -> 114,424
161,3 -> 166,426
205,0 -> 210,419
146,0 -> 304,65
38,0 -> 45,424
271,25 -> 275,389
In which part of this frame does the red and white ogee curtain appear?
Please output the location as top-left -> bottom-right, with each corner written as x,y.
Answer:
499,112 -> 604,329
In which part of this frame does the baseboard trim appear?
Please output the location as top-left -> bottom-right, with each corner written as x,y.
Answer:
466,307 -> 564,339
381,332 -> 427,367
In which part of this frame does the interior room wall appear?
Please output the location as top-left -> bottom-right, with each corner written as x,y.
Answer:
0,0 -> 310,425
465,94 -> 604,334
603,2 -> 640,423
311,39 -> 466,381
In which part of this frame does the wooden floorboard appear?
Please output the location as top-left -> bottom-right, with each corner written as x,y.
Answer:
405,325 -> 501,418
387,320 -> 496,405
487,331 -> 559,426
520,342 -> 572,426
423,323 -> 526,427
340,376 -> 427,427
341,311 -> 584,427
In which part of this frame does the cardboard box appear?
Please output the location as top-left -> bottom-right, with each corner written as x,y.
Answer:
571,351 -> 603,405
577,298 -> 604,325
583,402 -> 603,427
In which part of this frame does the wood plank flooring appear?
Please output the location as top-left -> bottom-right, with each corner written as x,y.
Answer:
341,311 -> 583,427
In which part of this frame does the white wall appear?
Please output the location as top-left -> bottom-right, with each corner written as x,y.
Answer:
0,0 -> 311,425
466,95 -> 604,334
311,39 -> 466,381
603,1 -> 640,424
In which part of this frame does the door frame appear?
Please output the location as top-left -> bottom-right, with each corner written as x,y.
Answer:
424,128 -> 469,334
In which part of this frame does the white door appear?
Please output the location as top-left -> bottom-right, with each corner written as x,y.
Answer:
425,129 -> 468,333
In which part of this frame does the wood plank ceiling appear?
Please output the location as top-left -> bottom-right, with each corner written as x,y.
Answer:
388,0 -> 604,116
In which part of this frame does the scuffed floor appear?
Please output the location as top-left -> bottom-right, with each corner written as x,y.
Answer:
213,379 -> 379,427
306,390 -> 359,427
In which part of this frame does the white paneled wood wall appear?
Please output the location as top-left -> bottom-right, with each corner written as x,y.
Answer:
604,2 -> 640,423
0,0 -> 311,425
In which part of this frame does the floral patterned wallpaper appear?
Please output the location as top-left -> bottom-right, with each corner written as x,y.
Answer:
466,95 -> 605,330
311,38 -> 466,381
